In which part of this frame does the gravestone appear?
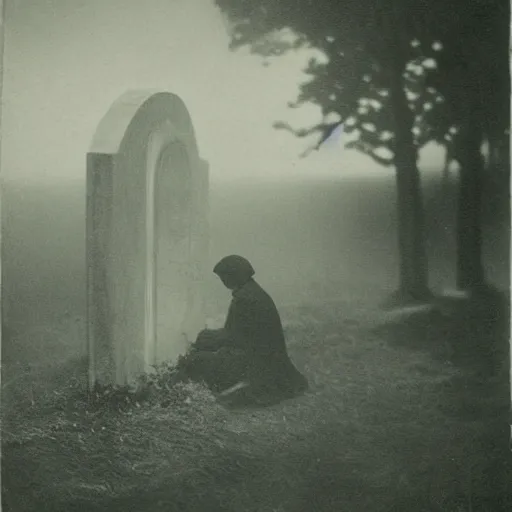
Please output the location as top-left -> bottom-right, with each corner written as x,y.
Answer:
86,90 -> 209,388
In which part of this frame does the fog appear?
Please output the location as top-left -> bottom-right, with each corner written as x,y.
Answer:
0,0 -> 508,368
2,171 -> 509,366
2,0 -> 443,185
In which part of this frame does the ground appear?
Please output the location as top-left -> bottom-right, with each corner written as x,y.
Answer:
2,289 -> 510,512
2,170 -> 510,510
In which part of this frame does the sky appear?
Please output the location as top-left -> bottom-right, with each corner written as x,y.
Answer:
1,0 -> 443,185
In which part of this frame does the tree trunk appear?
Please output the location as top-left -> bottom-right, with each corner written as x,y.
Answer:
389,67 -> 430,301
486,135 -> 500,173
456,113 -> 486,291
502,133 -> 510,175
379,0 -> 430,303
442,143 -> 452,190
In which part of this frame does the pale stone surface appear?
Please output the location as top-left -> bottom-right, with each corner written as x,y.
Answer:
87,90 -> 209,388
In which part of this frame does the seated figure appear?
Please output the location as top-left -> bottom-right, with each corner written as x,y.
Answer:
178,255 -> 308,405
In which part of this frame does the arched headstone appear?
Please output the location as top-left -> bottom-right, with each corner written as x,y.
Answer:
86,90 -> 209,388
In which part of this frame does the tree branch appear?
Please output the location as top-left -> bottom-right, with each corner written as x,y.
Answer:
345,140 -> 394,167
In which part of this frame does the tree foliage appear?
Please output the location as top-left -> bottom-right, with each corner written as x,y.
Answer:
425,1 -> 510,169
216,0 -> 446,163
215,0 -> 509,169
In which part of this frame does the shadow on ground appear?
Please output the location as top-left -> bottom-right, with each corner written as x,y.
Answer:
373,288 -> 510,376
3,290 -> 511,512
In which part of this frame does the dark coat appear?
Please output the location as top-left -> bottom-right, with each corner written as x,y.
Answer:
223,279 -> 307,392
184,278 -> 307,396
224,279 -> 287,357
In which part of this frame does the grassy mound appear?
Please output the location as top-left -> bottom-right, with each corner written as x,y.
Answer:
1,359 -> 260,512
2,295 -> 510,511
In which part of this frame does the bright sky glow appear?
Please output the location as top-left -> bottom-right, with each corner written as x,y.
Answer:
1,0 -> 442,185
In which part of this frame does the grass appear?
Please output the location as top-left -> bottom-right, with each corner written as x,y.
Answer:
2,291 -> 511,511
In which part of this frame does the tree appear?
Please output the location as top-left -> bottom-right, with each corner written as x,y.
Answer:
215,0 -> 436,301
424,0 -> 510,292
216,0 -> 510,297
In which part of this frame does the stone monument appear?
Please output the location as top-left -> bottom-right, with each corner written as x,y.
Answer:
86,90 -> 209,388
